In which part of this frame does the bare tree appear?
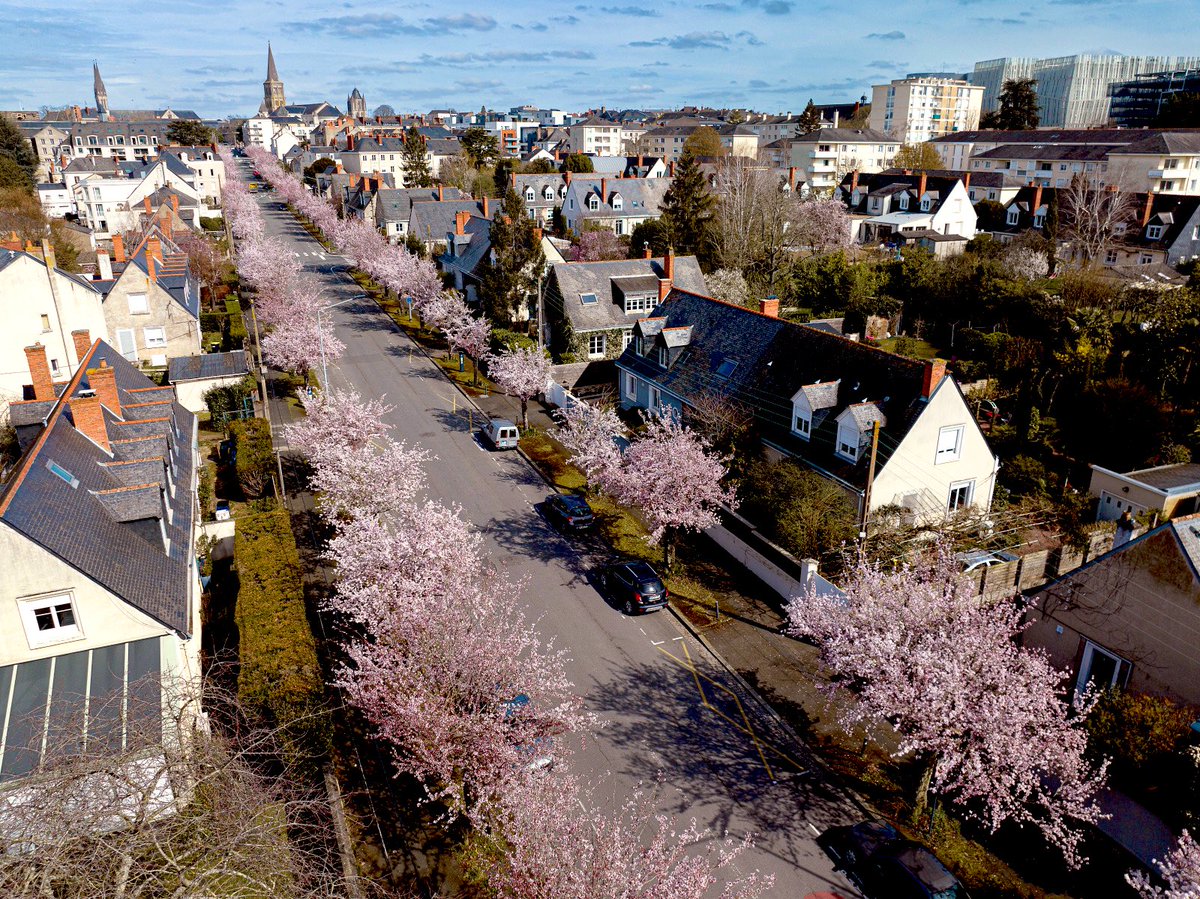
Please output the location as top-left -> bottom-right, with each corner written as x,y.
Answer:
712,155 -> 796,292
0,676 -> 367,899
1060,174 -> 1136,266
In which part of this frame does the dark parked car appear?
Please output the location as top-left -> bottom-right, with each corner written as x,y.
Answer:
544,494 -> 595,534
601,561 -> 669,615
821,821 -> 970,899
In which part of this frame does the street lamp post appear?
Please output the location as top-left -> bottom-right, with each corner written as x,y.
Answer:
317,295 -> 363,391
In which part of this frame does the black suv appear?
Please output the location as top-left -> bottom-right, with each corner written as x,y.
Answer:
601,561 -> 669,615
544,494 -> 595,534
821,821 -> 970,899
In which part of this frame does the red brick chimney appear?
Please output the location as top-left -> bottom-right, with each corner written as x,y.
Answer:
143,196 -> 152,214
437,184 -> 444,201
170,195 -> 179,213
658,278 -> 671,303
962,172 -> 971,190
71,329 -> 92,363
112,233 -> 125,263
1142,192 -> 1155,227
788,166 -> 797,190
88,360 -> 120,416
147,254 -> 157,284
69,391 -> 109,452
346,133 -> 355,150
482,196 -> 490,217
922,359 -> 947,398
454,210 -> 469,235
147,237 -> 162,264
850,169 -> 859,193
759,297 -> 780,318
1032,185 -> 1043,213
600,178 -> 607,203
663,246 -> 675,280
918,172 -> 927,197
564,170 -> 572,185
669,160 -> 675,177
643,246 -> 652,259
25,343 -> 54,400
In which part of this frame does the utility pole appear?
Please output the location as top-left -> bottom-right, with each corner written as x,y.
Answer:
860,419 -> 881,538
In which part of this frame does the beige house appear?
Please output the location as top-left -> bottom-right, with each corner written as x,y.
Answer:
98,231 -> 201,367
0,243 -> 108,408
568,117 -> 622,156
870,76 -> 984,144
1106,132 -> 1200,195
1023,514 -> 1200,706
1089,462 -> 1200,523
0,339 -> 202,780
789,128 -> 899,194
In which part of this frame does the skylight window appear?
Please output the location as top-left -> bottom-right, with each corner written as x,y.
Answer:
580,292 -> 598,305
46,460 -> 79,488
716,359 -> 738,378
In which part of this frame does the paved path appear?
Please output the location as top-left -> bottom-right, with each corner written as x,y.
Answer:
246,164 -> 861,897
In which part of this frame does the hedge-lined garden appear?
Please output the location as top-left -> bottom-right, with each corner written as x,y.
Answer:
234,508 -> 328,770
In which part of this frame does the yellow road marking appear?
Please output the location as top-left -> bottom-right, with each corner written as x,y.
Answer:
658,642 -> 808,779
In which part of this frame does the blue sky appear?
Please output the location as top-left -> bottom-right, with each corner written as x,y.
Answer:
2,0 -> 1195,118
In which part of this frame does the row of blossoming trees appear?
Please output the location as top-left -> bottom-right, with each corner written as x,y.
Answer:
224,150 -> 772,897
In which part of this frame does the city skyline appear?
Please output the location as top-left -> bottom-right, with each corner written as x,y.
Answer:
3,0 -> 1197,117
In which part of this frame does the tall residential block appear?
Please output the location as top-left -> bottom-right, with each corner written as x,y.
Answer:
870,76 -> 984,143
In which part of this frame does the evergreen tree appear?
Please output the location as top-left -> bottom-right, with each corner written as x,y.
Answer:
166,119 -> 216,146
0,115 -> 37,191
561,153 -> 594,173
981,78 -> 1040,130
659,152 -> 716,267
479,189 -> 545,327
796,99 -> 823,135
401,125 -> 433,188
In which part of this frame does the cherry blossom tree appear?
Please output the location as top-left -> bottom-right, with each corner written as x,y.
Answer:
288,388 -> 394,461
478,770 -> 773,899
488,345 -> 551,428
1127,830 -> 1200,899
559,405 -> 736,570
555,401 -> 625,488
570,228 -> 625,262
786,545 -> 1107,867
440,295 -> 492,386
790,197 -> 853,257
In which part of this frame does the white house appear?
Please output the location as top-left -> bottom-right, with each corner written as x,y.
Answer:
561,175 -> 671,237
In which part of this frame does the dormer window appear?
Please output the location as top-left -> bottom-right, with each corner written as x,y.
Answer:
543,186 -> 555,201
793,410 -> 811,438
1146,224 -> 1164,240
656,346 -> 668,367
920,197 -> 932,211
1006,208 -> 1019,226
587,193 -> 600,210
837,430 -> 859,460
898,195 -> 909,211
524,187 -> 535,201
611,193 -> 623,210
1033,213 -> 1045,228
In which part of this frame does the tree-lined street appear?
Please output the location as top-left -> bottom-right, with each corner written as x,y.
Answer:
242,158 -> 861,896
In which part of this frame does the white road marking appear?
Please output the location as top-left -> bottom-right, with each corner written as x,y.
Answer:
650,639 -> 665,646
672,636 -> 684,641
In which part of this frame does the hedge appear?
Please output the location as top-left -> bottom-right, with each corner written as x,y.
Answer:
235,509 -> 328,768
200,311 -> 227,333
225,298 -> 248,344
229,417 -> 274,498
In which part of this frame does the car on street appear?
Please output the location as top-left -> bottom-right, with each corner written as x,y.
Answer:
955,549 -> 1019,572
544,494 -> 595,534
480,418 -> 520,450
601,560 -> 669,615
821,820 -> 970,899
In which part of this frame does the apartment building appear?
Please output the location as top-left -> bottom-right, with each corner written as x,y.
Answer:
568,117 -> 622,156
870,76 -> 983,144
788,128 -> 899,194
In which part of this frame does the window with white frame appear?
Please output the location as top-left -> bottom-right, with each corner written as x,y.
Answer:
587,194 -> 600,210
144,327 -> 167,348
624,294 -> 654,314
624,371 -> 637,398
793,410 -> 811,439
18,593 -> 82,648
524,188 -> 535,201
1034,213 -> 1045,228
1146,225 -> 1164,240
1104,249 -> 1118,264
947,479 -> 974,512
836,423 -> 859,460
128,292 -> 149,315
587,333 -> 606,357
543,186 -> 555,200
649,385 -> 661,410
935,425 -> 964,463
1140,253 -> 1154,264
1006,208 -> 1019,225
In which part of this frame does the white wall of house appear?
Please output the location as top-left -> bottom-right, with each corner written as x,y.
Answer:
870,378 -> 998,523
171,374 -> 245,414
0,255 -> 108,405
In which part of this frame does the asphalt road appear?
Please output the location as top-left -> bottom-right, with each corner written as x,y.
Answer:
247,165 -> 861,897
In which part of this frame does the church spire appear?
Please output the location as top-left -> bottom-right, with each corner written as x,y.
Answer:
266,42 -> 280,82
261,42 -> 286,115
93,62 -> 109,122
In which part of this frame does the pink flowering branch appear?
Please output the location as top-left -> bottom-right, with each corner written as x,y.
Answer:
488,345 -> 552,428
1127,830 -> 1200,899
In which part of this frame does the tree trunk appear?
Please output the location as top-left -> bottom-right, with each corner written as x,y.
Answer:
520,397 -> 528,430
472,356 -> 480,387
911,754 -> 938,833
662,529 -> 676,574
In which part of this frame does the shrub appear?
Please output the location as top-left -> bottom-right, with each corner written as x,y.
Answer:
204,375 -> 257,424
200,311 -> 227,333
1086,688 -> 1194,771
1000,454 -> 1057,498
234,509 -> 327,769
489,327 -> 535,355
229,417 -> 274,499
225,299 -> 248,344
199,216 -> 223,231
740,459 -> 857,562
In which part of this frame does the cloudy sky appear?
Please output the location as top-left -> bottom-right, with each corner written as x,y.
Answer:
2,0 -> 1195,118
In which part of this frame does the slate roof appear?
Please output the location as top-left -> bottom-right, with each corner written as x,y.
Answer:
548,256 -> 707,333
616,290 -> 936,489
1174,514 -> 1200,575
973,144 -> 1118,162
563,176 -> 671,220
1115,132 -> 1200,156
123,230 -> 200,319
0,341 -> 197,636
792,127 -> 896,144
167,350 -> 249,383
376,187 -> 465,223
929,128 -> 1158,146
840,172 -> 967,219
408,199 -> 497,243
797,380 -> 840,410
439,216 -> 494,282
512,174 -> 568,208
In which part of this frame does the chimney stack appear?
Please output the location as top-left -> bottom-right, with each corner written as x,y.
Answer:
759,296 -> 780,318
454,210 -> 468,235
600,178 -> 607,203
24,343 -> 54,400
69,392 -> 109,452
564,170 -> 572,185
918,172 -> 927,198
112,234 -> 125,263
922,358 -> 947,398
40,238 -> 56,272
88,360 -> 120,416
663,246 -> 674,280
147,237 -> 162,264
669,160 -> 675,177
170,194 -> 179,213
147,254 -> 157,284
437,183 -> 444,201
71,329 -> 92,364
850,169 -> 859,193
482,196 -> 490,217
1142,192 -> 1155,228
346,134 -> 355,150
963,171 -> 971,191
658,277 -> 671,303
143,196 -> 152,215
96,250 -> 113,281
643,246 -> 652,259
1033,184 -> 1043,214
788,166 -> 797,190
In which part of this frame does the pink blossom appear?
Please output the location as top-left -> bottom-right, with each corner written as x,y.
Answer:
1127,830 -> 1200,899
790,198 -> 853,256
488,345 -> 552,428
288,389 -> 394,458
786,544 -> 1108,866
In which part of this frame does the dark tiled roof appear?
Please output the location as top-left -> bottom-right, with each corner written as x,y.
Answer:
0,341 -> 197,635
376,187 -> 465,223
549,256 -> 707,333
929,128 -> 1159,145
793,127 -> 896,143
168,350 -> 249,383
1122,463 -> 1200,491
973,144 -> 1117,161
616,290 -> 933,488
408,200 -> 496,242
